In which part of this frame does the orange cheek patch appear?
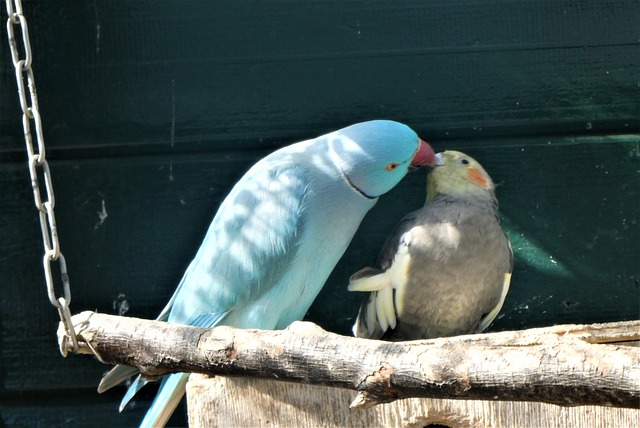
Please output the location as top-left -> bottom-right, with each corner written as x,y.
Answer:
467,167 -> 488,188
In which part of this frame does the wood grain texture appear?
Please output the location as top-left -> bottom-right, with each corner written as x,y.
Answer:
187,375 -> 640,428
61,312 -> 640,409
1,0 -> 638,156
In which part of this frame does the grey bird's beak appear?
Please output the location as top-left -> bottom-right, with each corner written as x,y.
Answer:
434,152 -> 446,166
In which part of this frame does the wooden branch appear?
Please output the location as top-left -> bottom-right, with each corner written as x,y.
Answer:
60,311 -> 640,409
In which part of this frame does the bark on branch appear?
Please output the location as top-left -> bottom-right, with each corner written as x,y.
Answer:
59,311 -> 640,409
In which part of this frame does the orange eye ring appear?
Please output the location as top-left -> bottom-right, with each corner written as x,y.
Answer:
386,162 -> 399,171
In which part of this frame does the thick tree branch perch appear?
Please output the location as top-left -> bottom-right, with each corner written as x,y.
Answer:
59,311 -> 640,409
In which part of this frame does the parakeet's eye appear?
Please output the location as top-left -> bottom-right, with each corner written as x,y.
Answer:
386,162 -> 400,171
461,158 -> 470,165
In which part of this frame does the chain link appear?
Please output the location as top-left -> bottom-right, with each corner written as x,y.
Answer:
4,0 -> 78,355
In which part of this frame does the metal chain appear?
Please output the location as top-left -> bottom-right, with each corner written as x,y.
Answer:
4,0 -> 78,355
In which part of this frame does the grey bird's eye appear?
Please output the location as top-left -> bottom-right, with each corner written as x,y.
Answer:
460,158 -> 470,165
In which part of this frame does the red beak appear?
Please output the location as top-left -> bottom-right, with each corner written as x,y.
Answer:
411,139 -> 436,167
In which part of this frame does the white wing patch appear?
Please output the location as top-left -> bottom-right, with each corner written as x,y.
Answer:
348,271 -> 389,292
348,242 -> 412,335
392,244 -> 411,317
479,271 -> 512,332
375,286 -> 394,331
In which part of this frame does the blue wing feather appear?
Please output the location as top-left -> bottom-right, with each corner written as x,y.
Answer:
138,373 -> 190,428
167,163 -> 310,328
119,375 -> 147,412
107,162 -> 312,426
100,120 -> 422,427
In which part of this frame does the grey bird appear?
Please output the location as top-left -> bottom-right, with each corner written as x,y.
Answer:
348,150 -> 513,340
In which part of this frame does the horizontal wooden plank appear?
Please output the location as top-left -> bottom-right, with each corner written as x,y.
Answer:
0,387 -> 186,428
188,375 -> 640,428
1,0 -> 638,157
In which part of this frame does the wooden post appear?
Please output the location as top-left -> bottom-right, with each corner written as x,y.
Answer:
186,375 -> 640,428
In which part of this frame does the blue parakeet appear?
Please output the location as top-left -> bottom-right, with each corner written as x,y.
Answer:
97,120 -> 436,427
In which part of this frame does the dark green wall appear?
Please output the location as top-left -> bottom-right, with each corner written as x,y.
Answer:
1,1 -> 638,427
